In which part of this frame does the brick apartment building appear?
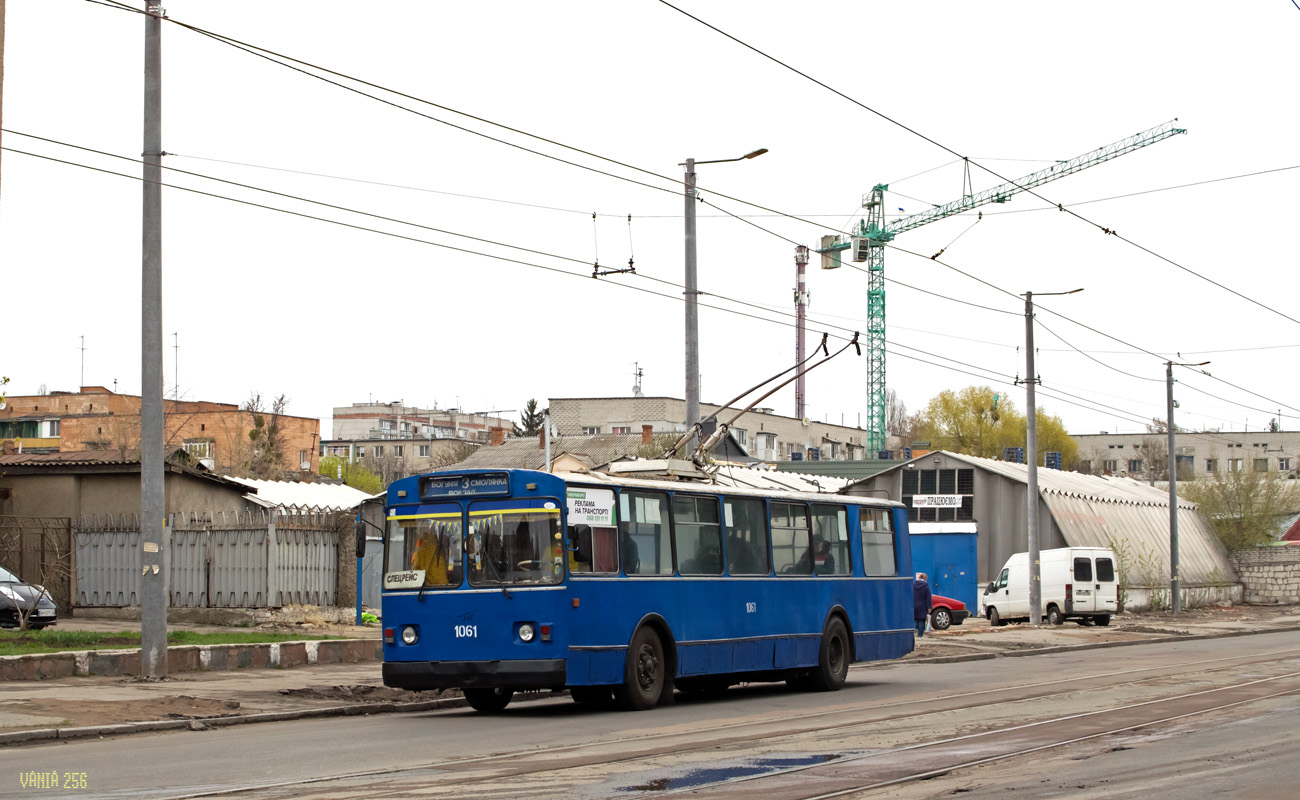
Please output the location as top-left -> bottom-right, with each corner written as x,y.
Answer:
0,386 -> 320,477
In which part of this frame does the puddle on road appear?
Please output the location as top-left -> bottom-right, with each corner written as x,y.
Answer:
615,753 -> 845,793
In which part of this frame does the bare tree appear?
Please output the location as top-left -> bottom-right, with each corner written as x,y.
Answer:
1134,436 -> 1169,484
230,392 -> 290,479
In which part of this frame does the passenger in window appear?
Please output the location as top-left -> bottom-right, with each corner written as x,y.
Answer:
513,521 -> 537,566
795,536 -> 833,575
619,522 -> 640,575
726,533 -> 765,575
411,531 -> 451,585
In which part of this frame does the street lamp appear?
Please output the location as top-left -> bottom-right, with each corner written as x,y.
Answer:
1023,287 -> 1083,625
682,149 -> 768,434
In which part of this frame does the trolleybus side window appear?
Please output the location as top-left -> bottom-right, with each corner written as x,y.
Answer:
619,490 -> 673,576
723,496 -> 770,575
467,503 -> 563,586
859,507 -> 897,576
565,487 -> 619,574
386,510 -> 462,589
674,494 -> 723,575
771,501 -> 812,575
811,504 -> 850,575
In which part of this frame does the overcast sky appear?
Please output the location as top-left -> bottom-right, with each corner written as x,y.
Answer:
2,1 -> 1297,440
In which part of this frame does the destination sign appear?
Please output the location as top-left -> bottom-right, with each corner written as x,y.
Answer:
421,473 -> 511,498
911,495 -> 963,508
383,570 -> 426,590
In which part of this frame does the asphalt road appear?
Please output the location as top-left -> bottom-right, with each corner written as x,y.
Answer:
2,629 -> 1298,800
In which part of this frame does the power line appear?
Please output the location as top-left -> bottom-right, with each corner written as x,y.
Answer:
5,148 -> 1194,436
23,134 -> 1286,440
54,6 -> 1300,432
655,0 -> 1300,329
87,0 -> 1300,378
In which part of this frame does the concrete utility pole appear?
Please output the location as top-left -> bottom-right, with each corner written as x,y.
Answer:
681,149 -> 766,435
1167,358 -> 1209,615
1022,288 -> 1082,626
140,2 -> 168,678
1,0 -> 7,208
794,245 -> 809,420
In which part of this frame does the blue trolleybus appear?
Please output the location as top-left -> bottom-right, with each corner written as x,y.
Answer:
378,467 -> 914,712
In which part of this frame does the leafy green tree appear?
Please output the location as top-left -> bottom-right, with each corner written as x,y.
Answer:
1180,467 -> 1300,549
319,455 -> 385,494
915,386 -> 1077,466
514,399 -> 544,437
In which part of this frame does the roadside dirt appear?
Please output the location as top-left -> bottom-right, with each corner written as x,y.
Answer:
3,695 -> 248,728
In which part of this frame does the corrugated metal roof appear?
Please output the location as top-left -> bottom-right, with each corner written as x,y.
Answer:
223,476 -> 378,511
773,459 -> 897,480
1041,493 -> 1235,585
556,467 -> 887,506
452,432 -> 754,471
867,451 -> 1199,508
853,450 -> 1236,586
0,450 -> 141,466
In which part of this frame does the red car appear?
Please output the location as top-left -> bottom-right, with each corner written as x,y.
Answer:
930,594 -> 969,631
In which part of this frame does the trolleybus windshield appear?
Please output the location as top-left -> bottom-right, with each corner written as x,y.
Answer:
385,505 -> 462,589
467,501 -> 563,586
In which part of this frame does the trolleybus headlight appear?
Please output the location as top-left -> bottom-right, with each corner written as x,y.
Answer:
401,626 -> 419,645
518,623 -> 536,643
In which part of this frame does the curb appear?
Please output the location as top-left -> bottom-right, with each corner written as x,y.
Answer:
3,624 -> 1299,746
0,639 -> 382,682
900,622 -> 1300,665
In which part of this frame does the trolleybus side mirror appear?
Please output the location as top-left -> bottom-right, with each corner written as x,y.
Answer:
355,516 -> 368,559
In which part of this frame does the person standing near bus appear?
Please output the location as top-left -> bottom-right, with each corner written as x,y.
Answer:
913,572 -> 932,637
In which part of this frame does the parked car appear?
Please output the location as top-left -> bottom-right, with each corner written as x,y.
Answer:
0,566 -> 58,629
930,594 -> 969,631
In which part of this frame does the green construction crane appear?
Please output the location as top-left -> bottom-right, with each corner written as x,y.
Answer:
817,120 -> 1187,456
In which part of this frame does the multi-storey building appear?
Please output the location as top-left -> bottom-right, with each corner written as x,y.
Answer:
1073,429 -> 1300,481
0,386 -> 321,476
330,401 -> 514,444
548,396 -> 872,462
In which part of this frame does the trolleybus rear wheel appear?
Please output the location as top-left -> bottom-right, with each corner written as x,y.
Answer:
808,617 -> 850,692
615,626 -> 664,711
463,687 -> 514,713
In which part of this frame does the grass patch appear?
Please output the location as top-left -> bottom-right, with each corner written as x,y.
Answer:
0,629 -> 341,657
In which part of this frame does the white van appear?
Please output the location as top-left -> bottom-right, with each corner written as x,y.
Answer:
981,547 -> 1118,626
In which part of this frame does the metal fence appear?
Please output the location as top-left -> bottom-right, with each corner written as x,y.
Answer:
75,509 -> 344,609
0,516 -> 75,611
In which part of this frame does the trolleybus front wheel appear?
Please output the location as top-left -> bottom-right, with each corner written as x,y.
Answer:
463,687 -> 514,713
615,626 -> 664,711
